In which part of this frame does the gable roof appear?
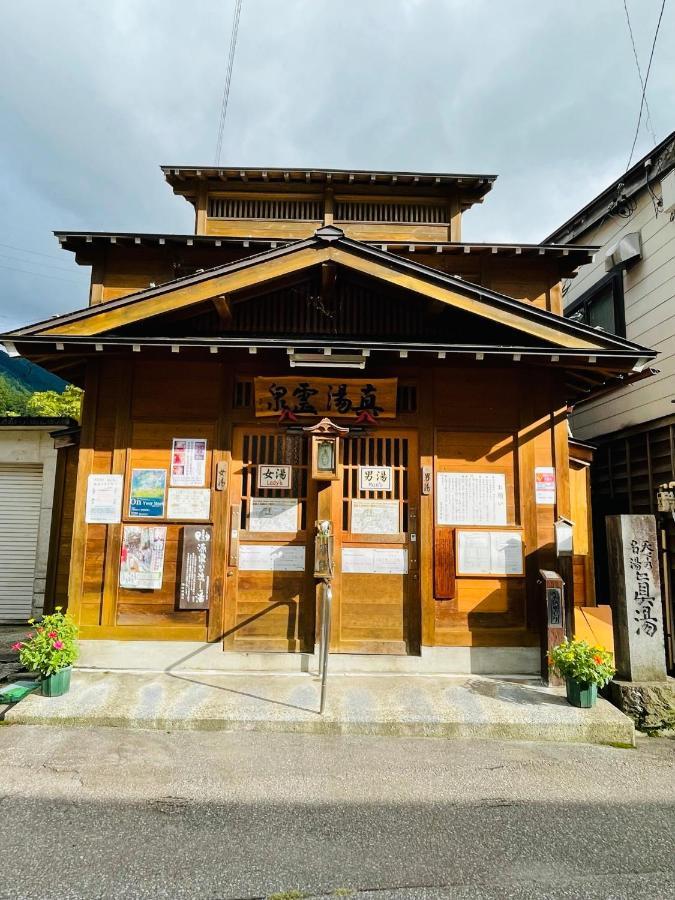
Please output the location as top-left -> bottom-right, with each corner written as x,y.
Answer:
9,227 -> 653,358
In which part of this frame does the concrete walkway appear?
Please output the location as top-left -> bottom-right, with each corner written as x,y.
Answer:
3,670 -> 635,745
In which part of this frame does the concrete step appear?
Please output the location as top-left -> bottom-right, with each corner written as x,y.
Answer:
3,671 -> 636,746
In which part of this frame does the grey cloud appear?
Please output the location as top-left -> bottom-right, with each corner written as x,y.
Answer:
1,0 -> 673,328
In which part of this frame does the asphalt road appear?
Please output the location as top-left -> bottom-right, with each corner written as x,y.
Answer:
0,726 -> 673,900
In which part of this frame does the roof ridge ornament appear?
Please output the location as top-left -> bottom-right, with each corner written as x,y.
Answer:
314,225 -> 344,243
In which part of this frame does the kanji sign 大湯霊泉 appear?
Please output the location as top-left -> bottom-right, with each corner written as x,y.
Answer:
254,377 -> 397,418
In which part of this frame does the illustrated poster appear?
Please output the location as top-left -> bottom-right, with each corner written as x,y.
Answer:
535,467 -> 556,505
171,439 -> 207,487
129,469 -> 166,518
119,526 -> 167,589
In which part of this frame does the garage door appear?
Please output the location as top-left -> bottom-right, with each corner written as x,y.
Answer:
0,464 -> 43,623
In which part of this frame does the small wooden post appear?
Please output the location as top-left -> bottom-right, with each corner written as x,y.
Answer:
538,569 -> 565,686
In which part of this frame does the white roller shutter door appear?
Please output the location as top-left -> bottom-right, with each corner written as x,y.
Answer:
0,464 -> 43,622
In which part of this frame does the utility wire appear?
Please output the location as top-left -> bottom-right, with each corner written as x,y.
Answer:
622,0 -> 657,145
0,241 -> 66,262
214,0 -> 244,165
0,252 -> 75,274
0,263 -> 81,285
625,0 -> 667,171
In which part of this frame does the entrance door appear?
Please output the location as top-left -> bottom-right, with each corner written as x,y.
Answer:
334,430 -> 419,654
226,427 -> 316,651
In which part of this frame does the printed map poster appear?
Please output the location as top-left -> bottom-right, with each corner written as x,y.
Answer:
436,472 -> 507,526
167,488 -> 211,520
351,500 -> 400,534
85,474 -> 123,524
129,469 -> 166,518
171,439 -> 207,487
248,498 -> 299,533
119,526 -> 167,589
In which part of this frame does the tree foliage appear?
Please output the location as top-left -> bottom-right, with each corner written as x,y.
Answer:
0,375 -> 82,420
24,384 -> 83,420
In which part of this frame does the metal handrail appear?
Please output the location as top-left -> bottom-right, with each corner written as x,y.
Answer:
318,578 -> 332,715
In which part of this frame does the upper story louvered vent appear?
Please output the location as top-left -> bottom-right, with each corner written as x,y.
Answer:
208,197 -> 322,221
335,200 -> 448,224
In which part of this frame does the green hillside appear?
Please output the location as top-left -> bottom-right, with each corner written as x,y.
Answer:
0,350 -> 69,416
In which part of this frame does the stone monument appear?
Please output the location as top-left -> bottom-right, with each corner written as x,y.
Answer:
606,515 -> 675,731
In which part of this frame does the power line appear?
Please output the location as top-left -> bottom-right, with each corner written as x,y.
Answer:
0,252 -> 75,274
622,0 -> 657,145
625,0 -> 667,171
214,0 -> 244,165
0,263 -> 82,284
0,240 -> 65,262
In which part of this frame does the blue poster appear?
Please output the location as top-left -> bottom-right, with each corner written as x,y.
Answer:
129,469 -> 166,518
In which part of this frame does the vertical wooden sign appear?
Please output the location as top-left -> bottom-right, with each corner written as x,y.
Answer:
434,527 -> 456,600
178,526 -> 213,610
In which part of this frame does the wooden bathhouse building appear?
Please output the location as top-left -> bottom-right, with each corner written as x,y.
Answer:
1,165 -> 656,674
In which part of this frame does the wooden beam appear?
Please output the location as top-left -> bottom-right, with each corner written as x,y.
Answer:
212,294 -> 234,326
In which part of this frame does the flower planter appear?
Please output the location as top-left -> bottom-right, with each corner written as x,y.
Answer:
566,678 -> 597,708
40,667 -> 72,697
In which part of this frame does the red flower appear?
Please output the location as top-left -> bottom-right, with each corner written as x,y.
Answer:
48,631 -> 58,638
11,642 -> 22,651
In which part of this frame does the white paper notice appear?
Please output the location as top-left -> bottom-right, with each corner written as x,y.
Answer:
171,439 -> 207,487
351,499 -> 400,534
457,530 -> 523,575
238,544 -> 306,571
342,547 -> 408,574
535,467 -> 556,505
85,474 -> 123,524
166,488 -> 211,520
248,498 -> 299,533
491,531 -> 523,575
457,531 -> 492,574
436,472 -> 507,526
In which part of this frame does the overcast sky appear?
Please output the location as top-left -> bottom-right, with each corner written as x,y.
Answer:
1,0 -> 673,330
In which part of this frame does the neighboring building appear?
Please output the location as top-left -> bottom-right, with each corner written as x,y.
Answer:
0,417 -> 77,622
545,130 -> 675,670
0,166 -> 654,674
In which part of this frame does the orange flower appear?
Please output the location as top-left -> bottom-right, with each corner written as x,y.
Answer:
593,654 -> 604,665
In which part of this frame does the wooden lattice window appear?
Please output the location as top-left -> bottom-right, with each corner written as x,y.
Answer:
341,436 -> 409,533
233,379 -> 253,409
208,197 -> 322,221
240,433 -> 309,531
335,200 -> 448,224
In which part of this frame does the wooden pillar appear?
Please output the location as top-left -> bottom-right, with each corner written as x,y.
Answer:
209,362 -> 232,642
324,188 -> 335,226
195,184 -> 208,234
65,361 -> 100,625
419,366 -> 435,647
553,404 -> 575,632
99,362 -> 134,627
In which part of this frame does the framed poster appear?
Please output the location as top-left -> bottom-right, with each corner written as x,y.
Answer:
257,464 -> 292,490
238,544 -> 306,572
456,530 -> 524,576
171,439 -> 207,487
350,499 -> 400,534
178,526 -> 212,609
85,474 -> 123,524
436,472 -> 507,526
119,526 -> 167,589
167,488 -> 211,520
248,498 -> 299,533
129,469 -> 166,518
358,466 -> 392,492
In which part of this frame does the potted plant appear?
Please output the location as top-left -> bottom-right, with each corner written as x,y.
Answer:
549,639 -> 615,708
11,607 -> 78,697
